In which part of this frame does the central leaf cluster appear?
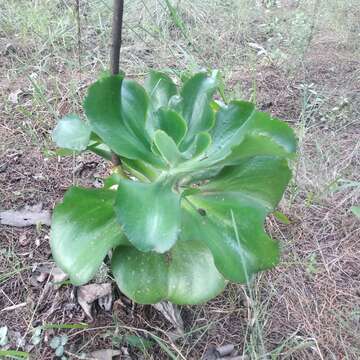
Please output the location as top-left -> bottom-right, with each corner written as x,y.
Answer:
51,70 -> 297,304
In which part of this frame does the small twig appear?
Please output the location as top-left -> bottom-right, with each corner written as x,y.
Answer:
109,0 -> 124,166
110,0 -> 124,75
75,0 -> 82,80
64,350 -> 96,360
0,302 -> 27,313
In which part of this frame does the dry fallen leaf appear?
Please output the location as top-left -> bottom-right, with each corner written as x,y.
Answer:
31,264 -> 68,287
202,344 -> 243,360
19,233 -> 30,246
98,293 -> 112,311
0,203 -> 51,227
89,349 -> 122,360
0,326 -> 8,347
153,301 -> 184,336
77,283 -> 112,320
12,330 -> 26,349
8,89 -> 22,104
35,272 -> 48,283
52,266 -> 68,284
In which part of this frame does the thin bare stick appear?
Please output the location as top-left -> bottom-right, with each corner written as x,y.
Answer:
109,0 -> 124,165
0,302 -> 27,313
75,0 -> 82,80
110,0 -> 124,75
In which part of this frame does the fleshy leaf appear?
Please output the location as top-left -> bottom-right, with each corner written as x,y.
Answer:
183,132 -> 211,159
181,156 -> 292,282
202,156 -> 292,208
87,142 -> 112,161
168,94 -> 183,113
111,240 -> 225,304
122,158 -> 159,182
209,101 -> 255,154
84,75 -> 163,167
144,71 -> 177,111
153,130 -> 184,167
103,166 -> 127,189
121,79 -> 151,145
145,71 -> 178,136
224,114 -> 297,164
50,187 -> 127,285
205,102 -> 296,165
179,72 -> 218,150
114,180 -> 181,253
52,114 -> 91,151
153,107 -> 187,144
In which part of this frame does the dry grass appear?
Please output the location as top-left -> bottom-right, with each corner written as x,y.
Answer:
1,0 -> 359,359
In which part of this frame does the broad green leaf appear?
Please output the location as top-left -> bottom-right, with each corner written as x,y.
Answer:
209,101 -> 255,154
225,134 -> 293,164
51,187 -> 127,285
179,72 -> 218,150
175,103 -> 296,180
122,158 -> 159,182
89,131 -> 103,142
144,71 -> 177,111
112,240 -> 225,304
84,75 -> 163,167
121,79 -> 151,145
87,142 -> 112,161
224,113 -> 297,164
205,103 -> 296,165
103,167 -> 127,189
168,94 -> 183,113
145,71 -> 178,136
114,180 -> 181,253
52,114 -> 91,151
153,130 -> 184,167
153,107 -> 187,144
182,195 -> 278,283
183,132 -> 211,159
202,156 -> 292,208
181,156 -> 291,282
252,114 -> 297,154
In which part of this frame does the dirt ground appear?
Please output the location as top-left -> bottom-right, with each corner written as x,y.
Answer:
0,1 -> 359,359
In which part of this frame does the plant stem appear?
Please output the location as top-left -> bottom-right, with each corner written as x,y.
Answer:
75,0 -> 82,80
110,0 -> 124,165
110,0 -> 124,75
111,152 -> 121,166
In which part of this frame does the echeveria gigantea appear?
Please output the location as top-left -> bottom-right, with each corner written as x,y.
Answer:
51,70 -> 296,304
